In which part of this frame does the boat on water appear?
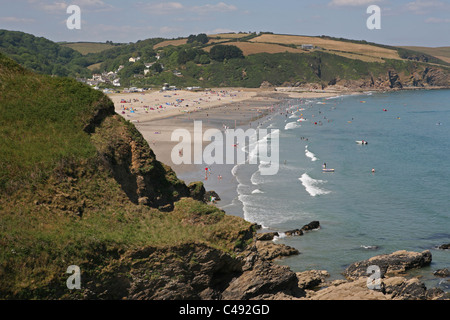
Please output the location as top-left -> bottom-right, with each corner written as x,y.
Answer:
356,140 -> 368,145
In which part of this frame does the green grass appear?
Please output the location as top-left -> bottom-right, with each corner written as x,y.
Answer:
60,42 -> 119,55
0,53 -> 254,298
0,59 -> 107,191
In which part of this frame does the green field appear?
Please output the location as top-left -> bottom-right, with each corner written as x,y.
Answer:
60,42 -> 119,55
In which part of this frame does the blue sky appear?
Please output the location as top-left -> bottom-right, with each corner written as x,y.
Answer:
0,0 -> 449,46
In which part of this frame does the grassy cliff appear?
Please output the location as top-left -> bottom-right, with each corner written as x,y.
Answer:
0,53 -> 253,299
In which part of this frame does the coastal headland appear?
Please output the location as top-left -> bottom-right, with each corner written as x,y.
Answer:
1,46 -> 448,300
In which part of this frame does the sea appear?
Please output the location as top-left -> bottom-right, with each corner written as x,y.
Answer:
179,89 -> 450,292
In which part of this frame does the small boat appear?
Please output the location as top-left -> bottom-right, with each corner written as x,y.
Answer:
322,168 -> 335,173
356,140 -> 368,145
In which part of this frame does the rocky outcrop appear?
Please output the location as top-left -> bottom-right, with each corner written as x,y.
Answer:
387,70 -> 403,89
343,250 -> 432,280
254,241 -> 299,260
256,232 -> 279,241
434,268 -> 450,277
204,190 -> 220,203
282,221 -> 321,237
302,65 -> 450,91
221,250 -> 302,299
187,181 -> 205,201
303,250 -> 448,300
303,275 -> 447,300
296,270 -> 330,290
91,114 -> 195,210
78,240 -> 303,300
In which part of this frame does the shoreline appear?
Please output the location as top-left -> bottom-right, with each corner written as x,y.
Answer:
108,88 -> 343,211
108,87 -> 346,173
108,86 -> 450,212
107,87 -> 449,299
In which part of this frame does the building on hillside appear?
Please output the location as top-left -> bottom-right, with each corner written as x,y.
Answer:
301,44 -> 314,50
129,57 -> 141,63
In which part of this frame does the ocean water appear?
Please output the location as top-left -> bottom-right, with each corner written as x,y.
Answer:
179,89 -> 450,291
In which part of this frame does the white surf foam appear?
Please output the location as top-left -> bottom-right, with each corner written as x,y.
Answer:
299,173 -> 330,197
305,145 -> 318,162
252,189 -> 264,194
285,122 -> 300,130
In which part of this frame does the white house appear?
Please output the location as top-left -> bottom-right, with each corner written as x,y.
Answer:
129,57 -> 141,63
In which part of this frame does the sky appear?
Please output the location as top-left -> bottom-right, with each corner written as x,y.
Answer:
0,0 -> 449,47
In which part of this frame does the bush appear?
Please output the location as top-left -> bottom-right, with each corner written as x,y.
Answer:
210,45 -> 244,62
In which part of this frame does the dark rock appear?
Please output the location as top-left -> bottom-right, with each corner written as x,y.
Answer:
256,232 -> 279,241
221,254 -> 302,300
296,270 -> 330,290
188,181 -> 205,201
285,229 -> 303,236
204,190 -> 220,203
301,221 -> 320,231
388,70 -> 403,89
433,268 -> 450,277
255,241 -> 299,260
438,243 -> 450,250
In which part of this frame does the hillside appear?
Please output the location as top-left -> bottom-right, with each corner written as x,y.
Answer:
0,52 -> 255,299
399,46 -> 450,64
0,29 -> 91,77
1,30 -> 449,90
104,32 -> 450,89
60,42 -> 122,55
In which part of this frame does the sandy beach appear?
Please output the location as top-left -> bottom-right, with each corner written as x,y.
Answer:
107,87 -> 345,209
108,87 -> 340,171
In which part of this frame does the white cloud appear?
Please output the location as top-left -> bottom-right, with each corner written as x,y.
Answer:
143,2 -> 237,15
191,2 -> 237,14
329,0 -> 384,6
30,0 -> 114,13
159,26 -> 182,34
40,1 -> 68,13
0,16 -> 36,23
425,17 -> 450,23
144,2 -> 185,15
405,0 -> 447,14
208,28 -> 237,34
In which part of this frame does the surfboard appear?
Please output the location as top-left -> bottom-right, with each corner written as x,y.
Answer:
322,168 -> 335,172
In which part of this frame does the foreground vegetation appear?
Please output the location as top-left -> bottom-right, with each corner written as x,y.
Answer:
0,53 -> 253,299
